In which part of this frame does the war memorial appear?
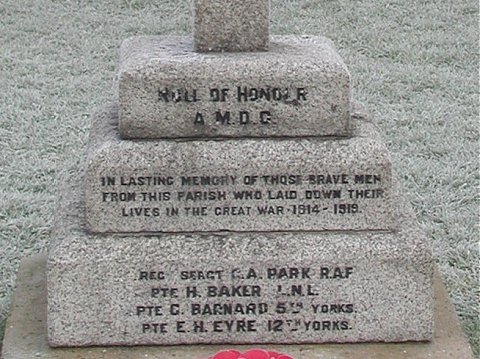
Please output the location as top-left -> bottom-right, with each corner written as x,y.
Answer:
1,1 -> 473,358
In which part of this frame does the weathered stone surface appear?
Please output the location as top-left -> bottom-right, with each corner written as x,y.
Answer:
194,0 -> 270,52
4,254 -> 473,358
47,177 -> 432,346
118,35 -> 351,139
86,103 -> 395,234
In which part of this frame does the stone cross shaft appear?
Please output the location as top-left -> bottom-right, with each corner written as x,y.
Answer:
194,0 -> 270,52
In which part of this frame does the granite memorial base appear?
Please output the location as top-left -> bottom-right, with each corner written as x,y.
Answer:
1,254 -> 473,359
3,0 -> 457,355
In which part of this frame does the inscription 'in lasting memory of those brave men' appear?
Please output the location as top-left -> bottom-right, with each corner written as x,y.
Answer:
134,265 -> 356,337
92,172 -> 391,232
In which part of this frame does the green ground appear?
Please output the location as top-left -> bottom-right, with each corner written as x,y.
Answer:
1,0 -> 478,355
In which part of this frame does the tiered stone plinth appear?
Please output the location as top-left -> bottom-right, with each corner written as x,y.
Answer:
46,7 -> 434,346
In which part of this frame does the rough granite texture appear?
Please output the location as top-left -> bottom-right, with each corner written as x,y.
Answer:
118,35 -> 351,139
85,103 -> 395,234
194,0 -> 270,52
47,176 -> 433,346
4,255 -> 474,358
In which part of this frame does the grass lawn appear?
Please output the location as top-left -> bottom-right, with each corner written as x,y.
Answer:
1,0 -> 478,355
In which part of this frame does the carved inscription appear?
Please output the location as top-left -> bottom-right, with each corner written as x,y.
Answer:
94,172 -> 389,231
157,85 -> 308,127
134,265 -> 356,337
